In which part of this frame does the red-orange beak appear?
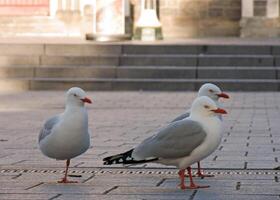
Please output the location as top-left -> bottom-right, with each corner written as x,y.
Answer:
81,97 -> 92,104
211,108 -> 227,114
217,92 -> 230,99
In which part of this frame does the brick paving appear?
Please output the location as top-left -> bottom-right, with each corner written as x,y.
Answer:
0,91 -> 279,200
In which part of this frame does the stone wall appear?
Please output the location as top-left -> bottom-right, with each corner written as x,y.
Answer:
158,0 -> 241,38
131,0 -> 238,38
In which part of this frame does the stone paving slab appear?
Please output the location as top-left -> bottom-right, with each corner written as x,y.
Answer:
0,91 -> 280,199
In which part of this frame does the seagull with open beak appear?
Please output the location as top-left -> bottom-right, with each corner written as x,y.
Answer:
171,83 -> 229,178
103,96 -> 227,189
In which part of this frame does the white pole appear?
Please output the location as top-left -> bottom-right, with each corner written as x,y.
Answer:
267,0 -> 279,18
242,0 -> 254,17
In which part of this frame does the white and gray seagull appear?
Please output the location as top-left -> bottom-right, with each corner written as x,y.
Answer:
172,83 -> 229,122
103,96 -> 227,189
38,87 -> 92,183
172,83 -> 229,178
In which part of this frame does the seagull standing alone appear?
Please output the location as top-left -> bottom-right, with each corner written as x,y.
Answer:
172,83 -> 229,177
38,87 -> 92,183
103,96 -> 227,189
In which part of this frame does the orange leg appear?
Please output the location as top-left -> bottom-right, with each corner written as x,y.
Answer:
178,169 -> 187,190
196,162 -> 214,178
185,167 -> 210,189
58,159 -> 78,183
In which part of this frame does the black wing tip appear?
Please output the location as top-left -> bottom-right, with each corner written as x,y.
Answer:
103,161 -> 110,165
103,156 -> 114,165
103,157 -> 110,162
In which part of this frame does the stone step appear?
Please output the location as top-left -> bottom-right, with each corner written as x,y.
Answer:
0,66 -> 116,79
0,66 -> 197,79
0,44 -> 122,56
120,55 -> 197,66
1,78 -> 278,91
0,43 -> 279,57
0,55 -> 119,66
34,66 -> 197,79
44,44 -> 122,56
202,45 -> 272,55
123,44 -> 273,55
1,42 -> 280,91
0,55 -> 40,66
0,66 -> 33,78
118,66 -> 278,79
40,55 -> 119,66
197,67 -> 277,79
0,54 -> 274,67
120,55 -> 274,67
123,45 -> 200,55
117,66 -> 196,79
0,66 -> 278,80
0,44 -> 44,55
197,55 -> 274,66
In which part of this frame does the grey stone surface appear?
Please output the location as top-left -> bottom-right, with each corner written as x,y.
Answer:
193,80 -> 279,91
122,45 -> 201,55
0,91 -> 279,199
2,78 -> 280,92
0,44 -> 44,56
2,41 -> 280,91
272,46 -> 280,55
273,57 -> 280,66
111,79 -> 197,91
45,44 -> 122,56
198,55 -> 274,66
29,79 -> 113,91
0,67 -> 34,78
40,56 -> 119,66
116,67 -> 196,79
34,66 -> 116,79
197,67 -> 276,79
120,55 -> 197,66
204,45 -> 271,55
0,55 -> 40,66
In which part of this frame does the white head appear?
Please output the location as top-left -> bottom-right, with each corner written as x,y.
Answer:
190,96 -> 227,118
198,83 -> 229,102
66,87 -> 92,107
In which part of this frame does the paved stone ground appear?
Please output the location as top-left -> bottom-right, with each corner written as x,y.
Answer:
0,91 -> 279,200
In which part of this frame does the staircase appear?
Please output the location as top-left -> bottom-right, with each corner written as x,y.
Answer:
0,42 -> 280,91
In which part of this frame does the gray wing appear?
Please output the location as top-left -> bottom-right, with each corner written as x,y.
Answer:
171,112 -> 190,123
38,115 -> 60,143
133,119 -> 207,160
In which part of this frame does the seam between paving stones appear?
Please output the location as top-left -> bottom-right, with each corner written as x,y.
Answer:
0,168 -> 279,176
48,194 -> 62,200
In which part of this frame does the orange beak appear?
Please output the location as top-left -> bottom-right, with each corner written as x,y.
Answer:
81,97 -> 92,104
211,108 -> 227,114
217,92 -> 230,99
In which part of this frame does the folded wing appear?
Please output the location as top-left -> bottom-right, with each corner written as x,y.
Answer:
38,115 -> 60,143
132,119 -> 207,160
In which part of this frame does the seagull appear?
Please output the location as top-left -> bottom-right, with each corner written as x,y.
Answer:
38,87 -> 92,183
103,96 -> 227,189
172,83 -> 229,178
172,83 -> 229,122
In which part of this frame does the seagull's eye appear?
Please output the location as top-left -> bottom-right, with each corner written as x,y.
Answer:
204,105 -> 210,109
209,89 -> 214,93
73,94 -> 77,97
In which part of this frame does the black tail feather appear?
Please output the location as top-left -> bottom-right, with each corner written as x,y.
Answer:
103,149 -> 158,165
